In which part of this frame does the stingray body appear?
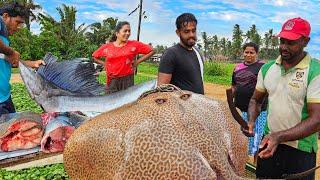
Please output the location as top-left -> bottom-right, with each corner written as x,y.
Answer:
64,85 -> 248,180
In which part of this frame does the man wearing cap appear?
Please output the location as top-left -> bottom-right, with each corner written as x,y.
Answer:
242,17 -> 320,179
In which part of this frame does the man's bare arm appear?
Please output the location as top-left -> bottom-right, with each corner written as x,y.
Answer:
0,39 -> 14,56
259,103 -> 320,158
157,72 -> 172,86
243,90 -> 267,136
134,50 -> 155,67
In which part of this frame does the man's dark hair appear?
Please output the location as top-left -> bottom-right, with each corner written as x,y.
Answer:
175,13 -> 197,30
0,2 -> 29,19
243,42 -> 259,53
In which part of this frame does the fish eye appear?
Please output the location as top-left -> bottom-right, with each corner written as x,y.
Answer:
155,98 -> 167,104
180,93 -> 191,100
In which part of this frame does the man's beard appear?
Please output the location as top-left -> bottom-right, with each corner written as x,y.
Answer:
181,37 -> 196,48
280,49 -> 305,64
280,50 -> 293,62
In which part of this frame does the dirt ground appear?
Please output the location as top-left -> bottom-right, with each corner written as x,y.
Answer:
10,73 -> 320,178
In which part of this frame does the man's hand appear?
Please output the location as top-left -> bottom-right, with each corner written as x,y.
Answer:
22,60 -> 46,69
241,121 -> 255,137
29,60 -> 46,69
258,132 -> 280,159
6,50 -> 20,67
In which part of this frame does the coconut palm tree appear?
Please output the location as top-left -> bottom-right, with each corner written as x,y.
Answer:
86,17 -> 118,46
38,4 -> 90,59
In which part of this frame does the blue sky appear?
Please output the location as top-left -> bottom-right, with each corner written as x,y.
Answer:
32,0 -> 320,59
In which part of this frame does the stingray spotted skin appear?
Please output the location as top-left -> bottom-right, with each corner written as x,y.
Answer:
64,89 -> 248,180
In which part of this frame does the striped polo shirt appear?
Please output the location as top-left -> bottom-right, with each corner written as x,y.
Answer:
256,54 -> 320,153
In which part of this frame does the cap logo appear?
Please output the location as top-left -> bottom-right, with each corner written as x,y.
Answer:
284,20 -> 295,30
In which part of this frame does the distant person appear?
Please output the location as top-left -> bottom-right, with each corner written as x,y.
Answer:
0,3 -> 45,116
157,13 -> 204,94
92,21 -> 154,93
243,17 -> 320,179
231,42 -> 267,162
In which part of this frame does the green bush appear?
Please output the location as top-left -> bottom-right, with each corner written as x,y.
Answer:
97,73 -> 155,85
134,74 -> 155,84
137,62 -> 158,75
11,83 -> 43,113
0,164 -> 69,180
11,68 -> 19,74
204,62 -> 229,76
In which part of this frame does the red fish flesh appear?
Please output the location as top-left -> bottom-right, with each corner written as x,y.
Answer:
0,112 -> 43,152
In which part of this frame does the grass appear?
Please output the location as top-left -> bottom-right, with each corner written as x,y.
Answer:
97,73 -> 155,85
11,83 -> 43,113
11,68 -> 19,74
204,75 -> 232,85
138,61 -> 235,85
0,164 -> 68,180
137,62 -> 158,75
203,62 -> 234,85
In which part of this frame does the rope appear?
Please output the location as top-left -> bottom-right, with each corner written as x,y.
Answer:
138,84 -> 185,100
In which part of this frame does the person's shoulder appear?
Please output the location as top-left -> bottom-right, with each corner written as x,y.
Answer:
252,60 -> 266,68
233,62 -> 246,72
160,46 -> 178,61
259,60 -> 277,78
165,44 -> 181,53
99,43 -> 111,48
261,60 -> 276,67
310,58 -> 320,67
162,45 -> 175,54
127,40 -> 136,44
128,40 -> 145,45
257,59 -> 266,64
308,57 -> 320,79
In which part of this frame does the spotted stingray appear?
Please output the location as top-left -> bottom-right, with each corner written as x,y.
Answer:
64,85 -> 248,179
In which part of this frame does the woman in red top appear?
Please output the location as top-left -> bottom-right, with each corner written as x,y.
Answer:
92,21 -> 154,93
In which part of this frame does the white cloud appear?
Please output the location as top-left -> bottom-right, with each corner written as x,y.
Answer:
206,11 -> 258,22
182,2 -> 227,10
269,12 -> 300,23
222,0 -> 260,9
275,0 -> 285,6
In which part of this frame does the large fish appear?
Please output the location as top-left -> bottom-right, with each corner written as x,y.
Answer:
19,53 -> 157,114
41,112 -> 88,153
64,85 -> 249,179
0,112 -> 43,152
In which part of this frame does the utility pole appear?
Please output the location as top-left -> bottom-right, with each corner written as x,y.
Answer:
137,0 -> 143,41
128,0 -> 145,74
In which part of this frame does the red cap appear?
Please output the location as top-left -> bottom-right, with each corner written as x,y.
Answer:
277,17 -> 311,40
